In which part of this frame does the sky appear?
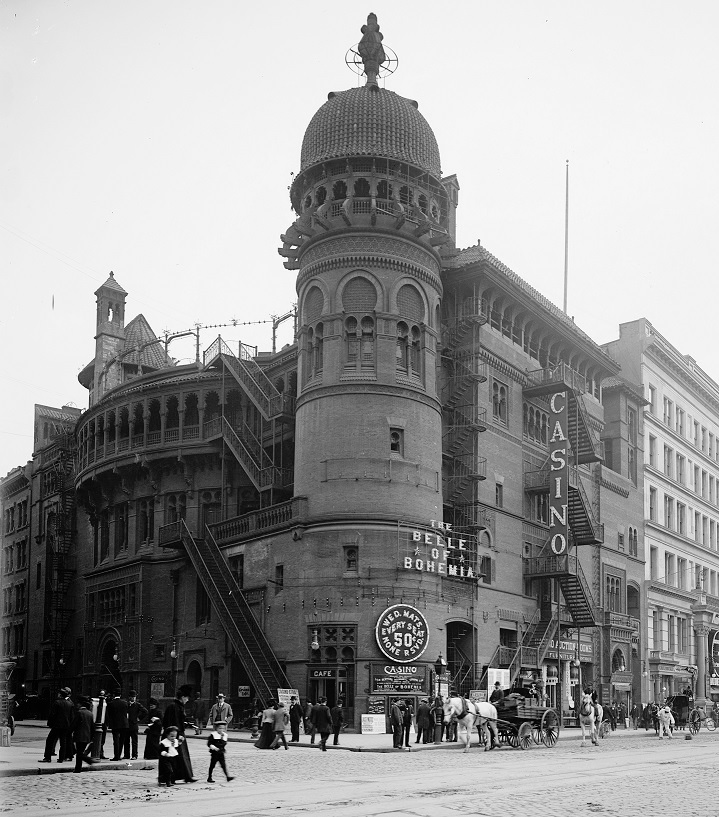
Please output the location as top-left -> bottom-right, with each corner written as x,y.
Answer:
2,1 -> 718,476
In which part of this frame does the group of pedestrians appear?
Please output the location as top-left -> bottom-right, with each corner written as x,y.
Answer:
36,684 -> 237,785
255,696 -> 343,751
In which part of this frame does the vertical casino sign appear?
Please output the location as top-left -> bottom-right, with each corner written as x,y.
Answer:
375,604 -> 429,663
549,391 -> 569,554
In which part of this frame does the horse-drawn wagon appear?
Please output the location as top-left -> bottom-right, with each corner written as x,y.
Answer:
493,694 -> 560,749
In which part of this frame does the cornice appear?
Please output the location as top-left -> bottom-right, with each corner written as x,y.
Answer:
646,343 -> 719,415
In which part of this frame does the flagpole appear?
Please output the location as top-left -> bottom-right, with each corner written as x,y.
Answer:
563,160 -> 569,314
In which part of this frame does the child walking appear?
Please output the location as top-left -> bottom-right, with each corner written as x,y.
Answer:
206,719 -> 235,783
158,726 -> 178,787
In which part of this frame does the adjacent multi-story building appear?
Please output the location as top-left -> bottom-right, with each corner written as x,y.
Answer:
5,15 -> 698,728
604,318 -> 719,706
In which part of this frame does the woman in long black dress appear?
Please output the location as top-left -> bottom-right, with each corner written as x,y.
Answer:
143,698 -> 163,759
255,700 -> 276,749
162,686 -> 197,782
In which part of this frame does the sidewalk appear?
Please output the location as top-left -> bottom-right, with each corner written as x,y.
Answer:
1,720 -> 654,778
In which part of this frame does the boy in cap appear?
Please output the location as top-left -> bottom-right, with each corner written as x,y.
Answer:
206,719 -> 234,782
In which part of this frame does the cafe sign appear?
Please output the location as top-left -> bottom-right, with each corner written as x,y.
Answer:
375,604 -> 429,663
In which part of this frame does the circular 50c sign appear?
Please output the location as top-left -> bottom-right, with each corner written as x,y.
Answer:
375,604 -> 429,663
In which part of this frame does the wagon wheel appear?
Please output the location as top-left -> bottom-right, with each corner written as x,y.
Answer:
506,729 -> 520,748
705,717 -> 716,732
688,709 -> 701,735
531,724 -> 542,744
518,721 -> 533,750
598,719 -> 610,739
498,726 -> 511,745
540,708 -> 560,747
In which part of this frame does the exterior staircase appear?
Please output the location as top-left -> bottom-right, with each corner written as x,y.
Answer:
523,552 -> 598,627
203,337 -> 295,422
524,464 -> 604,545
158,519 -> 291,705
523,363 -> 603,464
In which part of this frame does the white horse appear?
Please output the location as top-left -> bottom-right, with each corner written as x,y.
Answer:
443,697 -> 499,753
578,693 -> 603,747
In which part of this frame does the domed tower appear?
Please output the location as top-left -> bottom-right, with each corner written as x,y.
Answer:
280,14 -> 452,524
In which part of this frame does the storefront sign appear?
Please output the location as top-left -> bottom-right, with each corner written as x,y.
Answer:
375,604 -> 429,663
549,391 -> 569,555
237,685 -> 250,698
546,640 -> 594,662
150,674 -> 167,700
309,667 -> 347,679
469,689 -> 487,702
710,630 -> 719,676
398,519 -> 478,581
367,697 -> 385,715
371,662 -> 429,694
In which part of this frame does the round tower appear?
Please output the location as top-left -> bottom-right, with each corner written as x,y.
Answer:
279,15 -> 452,524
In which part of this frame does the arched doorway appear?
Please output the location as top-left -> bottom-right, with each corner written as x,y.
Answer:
99,638 -> 122,693
186,660 -> 203,695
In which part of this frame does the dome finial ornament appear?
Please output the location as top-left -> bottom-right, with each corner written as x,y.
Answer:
346,13 -> 397,86
358,13 -> 385,87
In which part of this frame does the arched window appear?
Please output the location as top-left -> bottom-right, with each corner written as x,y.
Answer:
303,286 -> 324,325
360,317 -> 375,368
313,323 -> 324,375
409,326 -> 421,376
396,321 -> 409,373
315,186 -> 327,206
493,382 -> 507,425
332,180 -> 347,201
354,178 -> 370,197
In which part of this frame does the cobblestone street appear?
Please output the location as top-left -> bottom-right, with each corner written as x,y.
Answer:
1,726 -> 717,816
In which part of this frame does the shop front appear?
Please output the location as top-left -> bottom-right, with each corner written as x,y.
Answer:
307,665 -> 354,724
367,662 -> 432,733
543,636 -> 594,722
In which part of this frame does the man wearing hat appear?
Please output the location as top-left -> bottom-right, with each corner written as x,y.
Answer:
127,690 -> 148,760
39,687 -> 74,763
209,692 -> 233,729
106,687 -> 131,761
162,685 -> 197,782
489,681 -> 504,705
70,696 -> 95,772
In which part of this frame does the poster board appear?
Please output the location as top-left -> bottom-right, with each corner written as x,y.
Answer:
361,714 -> 386,734
469,689 -> 487,702
487,668 -> 510,690
276,688 -> 299,733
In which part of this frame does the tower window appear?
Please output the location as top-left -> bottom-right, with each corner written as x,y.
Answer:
274,564 -> 284,594
390,428 -> 404,455
344,547 -> 358,572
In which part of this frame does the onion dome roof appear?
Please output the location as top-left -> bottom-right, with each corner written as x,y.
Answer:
299,86 -> 442,179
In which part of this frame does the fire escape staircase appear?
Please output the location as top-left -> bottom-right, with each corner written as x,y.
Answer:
159,519 -> 291,705
524,464 -> 604,545
523,550 -> 599,628
523,362 -> 603,464
203,336 -> 295,423
202,337 -> 294,493
441,301 -> 488,515
46,446 -> 77,669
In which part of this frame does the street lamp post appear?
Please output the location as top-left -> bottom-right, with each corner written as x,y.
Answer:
433,654 -> 446,744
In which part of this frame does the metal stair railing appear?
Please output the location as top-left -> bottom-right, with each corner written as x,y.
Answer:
220,417 -> 262,490
571,391 -> 604,462
171,518 -> 290,704
564,553 -> 599,625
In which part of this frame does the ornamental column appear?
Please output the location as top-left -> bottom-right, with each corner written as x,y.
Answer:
695,623 -> 710,705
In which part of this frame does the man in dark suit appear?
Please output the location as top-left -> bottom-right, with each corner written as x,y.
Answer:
127,689 -> 148,760
330,698 -> 344,746
70,696 -> 95,772
106,688 -> 130,760
39,688 -> 74,763
310,697 -> 333,751
415,698 -> 431,744
288,695 -> 303,742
